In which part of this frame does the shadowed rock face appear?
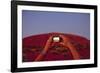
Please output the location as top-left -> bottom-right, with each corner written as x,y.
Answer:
22,32 -> 90,62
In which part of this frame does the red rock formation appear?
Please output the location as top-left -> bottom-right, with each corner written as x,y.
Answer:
22,32 -> 90,62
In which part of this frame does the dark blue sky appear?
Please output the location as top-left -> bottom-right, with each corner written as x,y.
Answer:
22,10 -> 90,39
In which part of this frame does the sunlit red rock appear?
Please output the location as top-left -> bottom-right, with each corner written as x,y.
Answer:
22,32 -> 90,62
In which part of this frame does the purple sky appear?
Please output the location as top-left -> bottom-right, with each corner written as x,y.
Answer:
22,10 -> 90,39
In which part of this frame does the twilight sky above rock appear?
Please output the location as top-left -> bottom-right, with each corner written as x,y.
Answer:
22,10 -> 90,39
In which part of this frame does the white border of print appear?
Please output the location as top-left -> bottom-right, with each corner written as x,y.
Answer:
17,5 -> 94,68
